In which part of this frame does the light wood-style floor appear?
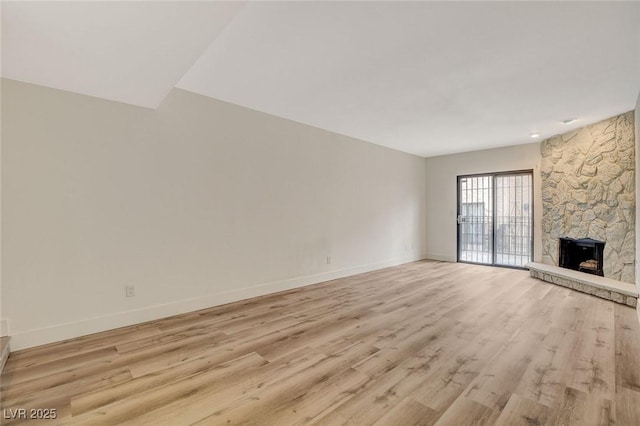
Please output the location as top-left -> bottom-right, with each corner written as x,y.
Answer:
2,261 -> 640,425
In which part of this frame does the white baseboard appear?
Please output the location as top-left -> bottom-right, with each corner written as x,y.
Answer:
9,254 -> 427,351
424,253 -> 456,263
0,319 -> 8,337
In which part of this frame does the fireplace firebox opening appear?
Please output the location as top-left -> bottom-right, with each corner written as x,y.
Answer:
558,237 -> 605,277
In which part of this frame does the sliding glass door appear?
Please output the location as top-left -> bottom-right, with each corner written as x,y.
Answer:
457,171 -> 533,268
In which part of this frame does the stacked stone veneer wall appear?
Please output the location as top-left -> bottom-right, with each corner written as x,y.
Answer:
541,111 -> 635,283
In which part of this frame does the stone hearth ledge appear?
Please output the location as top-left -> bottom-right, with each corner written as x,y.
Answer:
527,262 -> 638,307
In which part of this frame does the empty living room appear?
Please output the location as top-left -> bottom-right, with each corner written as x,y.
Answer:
1,1 -> 640,425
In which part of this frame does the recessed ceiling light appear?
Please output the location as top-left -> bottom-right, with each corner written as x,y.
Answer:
562,118 -> 577,125
530,133 -> 540,138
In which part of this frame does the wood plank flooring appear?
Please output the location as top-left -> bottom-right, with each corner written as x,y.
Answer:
0,337 -> 10,375
1,261 -> 639,425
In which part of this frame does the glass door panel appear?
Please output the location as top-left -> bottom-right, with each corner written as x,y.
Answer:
458,175 -> 493,265
495,173 -> 533,267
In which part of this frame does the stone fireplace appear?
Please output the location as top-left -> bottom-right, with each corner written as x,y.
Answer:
540,111 -> 635,283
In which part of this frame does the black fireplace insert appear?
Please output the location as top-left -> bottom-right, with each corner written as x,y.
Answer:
558,237 -> 605,276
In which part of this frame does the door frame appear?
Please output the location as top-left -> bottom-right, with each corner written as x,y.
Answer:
456,169 -> 534,270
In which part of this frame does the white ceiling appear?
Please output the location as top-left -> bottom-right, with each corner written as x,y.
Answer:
2,1 -> 640,157
1,1 -> 245,108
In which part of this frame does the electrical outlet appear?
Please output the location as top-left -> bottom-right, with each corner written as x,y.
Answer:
125,285 -> 136,298
327,256 -> 331,264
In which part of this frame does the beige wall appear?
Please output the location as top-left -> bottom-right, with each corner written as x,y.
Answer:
1,79 -> 427,350
0,76 -> 3,337
424,143 -> 542,263
0,5 -> 4,336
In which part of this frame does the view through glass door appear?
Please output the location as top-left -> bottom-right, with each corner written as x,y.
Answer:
457,171 -> 533,268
